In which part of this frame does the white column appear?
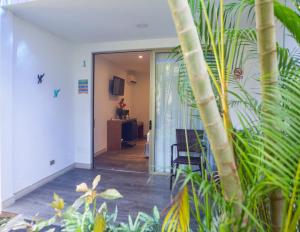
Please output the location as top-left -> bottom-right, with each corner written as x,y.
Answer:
0,7 -> 15,209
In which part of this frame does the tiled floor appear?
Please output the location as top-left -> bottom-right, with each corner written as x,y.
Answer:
5,168 -> 171,223
94,139 -> 149,172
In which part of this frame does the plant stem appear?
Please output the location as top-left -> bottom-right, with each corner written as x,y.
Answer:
219,0 -> 229,134
284,160 -> 300,232
168,0 -> 244,217
254,0 -> 284,231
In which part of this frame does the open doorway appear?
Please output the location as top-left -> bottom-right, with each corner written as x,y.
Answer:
93,51 -> 151,173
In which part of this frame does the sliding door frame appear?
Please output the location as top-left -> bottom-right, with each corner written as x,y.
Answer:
91,49 -> 157,173
149,50 -> 173,174
149,51 -> 155,173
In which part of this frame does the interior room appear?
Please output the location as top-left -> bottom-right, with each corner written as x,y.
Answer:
93,51 -> 151,173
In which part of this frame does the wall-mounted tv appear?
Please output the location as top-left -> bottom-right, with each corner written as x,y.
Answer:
112,76 -> 125,96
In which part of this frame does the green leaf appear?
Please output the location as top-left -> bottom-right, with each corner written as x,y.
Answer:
153,206 -> 160,221
98,189 -> 123,200
274,0 -> 300,44
93,214 -> 105,232
162,186 -> 190,231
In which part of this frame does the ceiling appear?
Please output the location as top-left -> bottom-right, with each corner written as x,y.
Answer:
4,0 -> 177,43
96,51 -> 150,74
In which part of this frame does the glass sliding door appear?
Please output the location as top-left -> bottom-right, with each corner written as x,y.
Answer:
154,52 -> 203,173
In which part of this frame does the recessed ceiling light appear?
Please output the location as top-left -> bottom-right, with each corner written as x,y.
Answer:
138,55 -> 143,59
136,23 -> 149,29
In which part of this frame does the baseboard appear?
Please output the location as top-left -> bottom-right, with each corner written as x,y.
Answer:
150,171 -> 170,176
94,148 -> 107,157
15,164 -> 75,200
2,196 -> 16,209
2,164 -> 75,208
75,162 -> 92,169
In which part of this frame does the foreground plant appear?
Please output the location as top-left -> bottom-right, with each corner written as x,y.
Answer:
164,0 -> 300,231
167,0 -> 244,223
3,175 -> 160,232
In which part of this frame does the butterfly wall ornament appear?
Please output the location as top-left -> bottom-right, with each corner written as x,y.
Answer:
54,89 -> 61,98
37,73 -> 45,84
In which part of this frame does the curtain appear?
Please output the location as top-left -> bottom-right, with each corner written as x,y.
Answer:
154,53 -> 205,173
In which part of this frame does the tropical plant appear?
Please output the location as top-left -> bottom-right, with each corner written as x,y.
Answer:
164,0 -> 300,231
0,217 -> 12,229
168,1 -> 244,228
116,207 -> 160,232
226,0 -> 300,45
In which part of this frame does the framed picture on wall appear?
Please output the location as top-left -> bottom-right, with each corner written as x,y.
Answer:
78,79 -> 88,94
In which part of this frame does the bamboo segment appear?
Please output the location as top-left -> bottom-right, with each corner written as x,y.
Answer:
168,0 -> 243,212
255,0 -> 284,231
255,0 -> 278,99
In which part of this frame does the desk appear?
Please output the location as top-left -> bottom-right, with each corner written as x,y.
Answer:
107,119 -> 137,151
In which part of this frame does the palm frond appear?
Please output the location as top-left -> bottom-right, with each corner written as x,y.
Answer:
274,0 -> 300,45
176,0 -> 258,110
162,186 -> 190,232
278,46 -> 300,81
172,1 -> 300,231
225,0 -> 255,25
231,77 -> 300,231
225,0 -> 300,44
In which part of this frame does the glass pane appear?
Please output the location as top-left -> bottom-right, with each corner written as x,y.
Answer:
154,53 -> 203,173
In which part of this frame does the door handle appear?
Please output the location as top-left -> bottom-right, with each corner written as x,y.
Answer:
149,120 -> 152,130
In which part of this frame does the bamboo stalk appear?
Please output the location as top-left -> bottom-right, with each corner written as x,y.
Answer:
168,0 -> 244,214
219,0 -> 231,137
254,0 -> 284,231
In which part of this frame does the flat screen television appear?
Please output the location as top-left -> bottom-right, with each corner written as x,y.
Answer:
112,76 -> 125,96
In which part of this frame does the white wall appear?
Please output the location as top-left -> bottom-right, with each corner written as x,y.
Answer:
0,8 -> 14,206
94,56 -> 134,153
0,9 -> 75,204
131,71 -> 150,135
73,38 -> 179,165
12,16 -> 75,193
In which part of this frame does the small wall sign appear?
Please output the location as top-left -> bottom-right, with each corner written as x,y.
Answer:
78,79 -> 88,94
234,68 -> 244,81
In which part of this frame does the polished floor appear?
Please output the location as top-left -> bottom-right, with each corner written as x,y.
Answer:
5,168 -> 171,223
94,139 -> 149,172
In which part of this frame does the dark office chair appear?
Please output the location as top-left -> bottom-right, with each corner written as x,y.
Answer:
170,129 -> 206,190
122,119 -> 138,147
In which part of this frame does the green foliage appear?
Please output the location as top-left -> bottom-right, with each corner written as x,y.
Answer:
164,0 -> 300,231
117,207 -> 160,232
234,78 -> 300,231
278,46 -> 300,81
0,217 -> 11,227
3,176 -> 160,232
93,213 -> 106,232
162,186 -> 190,232
226,0 -> 300,44
274,0 -> 300,45
163,77 -> 300,231
176,0 -> 258,110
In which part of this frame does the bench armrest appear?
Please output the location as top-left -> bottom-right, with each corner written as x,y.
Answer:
171,144 -> 178,162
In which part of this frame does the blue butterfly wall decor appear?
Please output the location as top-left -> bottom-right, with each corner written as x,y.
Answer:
37,73 -> 45,84
54,89 -> 61,98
